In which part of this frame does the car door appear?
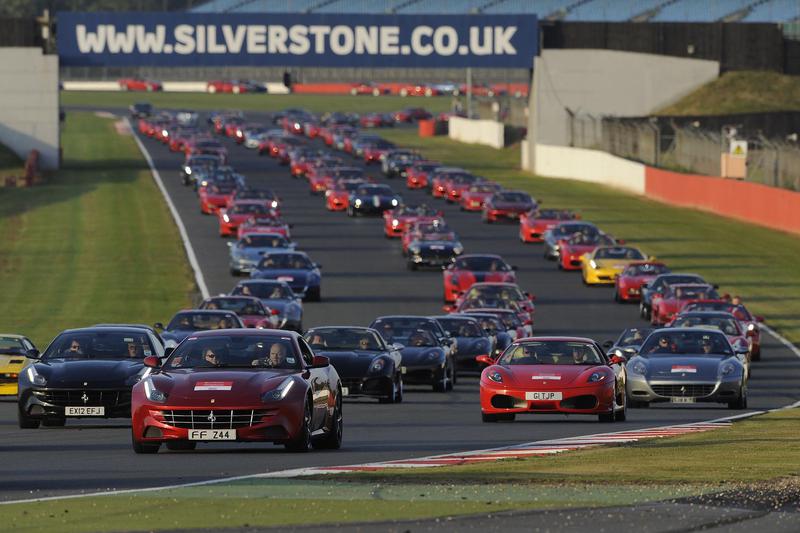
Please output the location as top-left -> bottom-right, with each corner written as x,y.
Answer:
298,337 -> 328,430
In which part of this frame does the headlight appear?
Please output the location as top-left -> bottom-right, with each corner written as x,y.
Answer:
630,361 -> 647,375
354,199 -> 362,207
453,244 -> 464,255
427,351 -> 440,361
487,371 -> 503,383
271,200 -> 279,208
136,366 -> 152,382
162,129 -> 168,137
747,323 -> 755,332
588,371 -> 607,383
589,260 -> 597,269
262,377 -> 294,401
721,363 -> 736,376
369,358 -> 387,374
26,366 -> 47,387
392,219 -> 399,227
391,198 -> 399,206
184,166 -> 191,174
409,245 -> 421,254
222,214 -> 230,222
143,378 -> 167,403
200,180 -> 209,187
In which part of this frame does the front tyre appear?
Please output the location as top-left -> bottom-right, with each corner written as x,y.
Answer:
313,389 -> 343,450
166,441 -> 197,451
306,287 -> 321,302
482,412 -> 515,423
18,409 -> 40,429
728,387 -> 748,410
132,435 -> 161,454
285,399 -> 312,452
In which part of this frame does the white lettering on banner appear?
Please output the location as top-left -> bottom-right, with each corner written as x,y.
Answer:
268,25 -> 288,53
469,26 -> 492,55
76,24 -> 104,53
135,25 -> 165,53
354,26 -> 378,54
207,25 -> 225,53
308,25 -> 331,53
330,25 -> 354,55
380,26 -> 399,54
433,26 -> 458,56
410,26 -> 433,56
106,25 -> 136,53
494,26 -> 517,54
222,24 -> 246,54
289,25 -> 310,54
174,24 -> 195,54
196,25 -> 205,53
247,25 -> 266,53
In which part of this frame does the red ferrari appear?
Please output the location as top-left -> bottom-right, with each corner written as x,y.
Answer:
119,77 -> 162,91
199,182 -> 237,215
459,183 -> 502,211
519,209 -> 579,243
383,204 -> 443,238
442,255 -> 517,303
131,330 -> 343,453
482,191 -> 537,223
614,262 -> 670,303
478,337 -> 627,423
650,283 -> 720,326
557,231 -> 618,271
350,82 -> 388,96
399,85 -> 439,97
405,161 -> 441,190
218,202 -> 275,238
199,296 -> 280,329
237,215 -> 292,240
325,178 -> 368,211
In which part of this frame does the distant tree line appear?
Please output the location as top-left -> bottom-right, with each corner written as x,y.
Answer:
0,0 -> 202,18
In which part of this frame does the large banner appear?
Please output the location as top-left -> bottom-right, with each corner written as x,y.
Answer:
57,12 -> 538,68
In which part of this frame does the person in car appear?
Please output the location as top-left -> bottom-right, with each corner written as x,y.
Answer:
358,336 -> 374,350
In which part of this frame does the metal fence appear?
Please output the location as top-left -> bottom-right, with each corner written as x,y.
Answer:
568,113 -> 800,191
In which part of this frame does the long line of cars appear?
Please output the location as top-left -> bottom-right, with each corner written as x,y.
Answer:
7,103 -> 764,456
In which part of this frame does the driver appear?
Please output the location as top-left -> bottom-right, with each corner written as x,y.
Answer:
68,339 -> 84,355
408,331 -> 429,347
700,338 -> 714,354
265,342 -> 287,368
649,336 -> 672,354
571,345 -> 588,364
357,336 -> 373,350
127,343 -> 142,358
203,348 -> 221,366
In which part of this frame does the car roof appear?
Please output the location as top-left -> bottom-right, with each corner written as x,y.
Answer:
0,333 -> 29,339
429,315 -> 479,322
514,336 -> 598,344
57,326 -> 155,335
676,311 -> 737,318
174,309 -> 240,315
306,326 -> 378,333
670,283 -> 713,289
458,253 -> 503,260
185,329 -> 300,339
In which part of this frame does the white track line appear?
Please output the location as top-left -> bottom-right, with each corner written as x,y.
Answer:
127,118 -> 210,299
761,324 -> 800,359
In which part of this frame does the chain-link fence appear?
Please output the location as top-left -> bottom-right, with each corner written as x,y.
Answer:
568,113 -> 800,191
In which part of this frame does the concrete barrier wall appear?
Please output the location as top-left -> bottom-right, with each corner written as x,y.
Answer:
61,80 -> 290,94
534,144 -> 646,195
448,117 -> 505,149
0,48 -> 59,170
645,167 -> 800,235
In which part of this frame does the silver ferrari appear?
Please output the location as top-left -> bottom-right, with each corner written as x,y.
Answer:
626,328 -> 748,409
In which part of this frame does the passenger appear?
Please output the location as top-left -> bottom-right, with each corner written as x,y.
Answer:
649,336 -> 672,354
68,340 -> 84,355
127,343 -> 142,358
269,287 -> 284,299
309,334 -> 326,348
571,346 -> 588,364
357,336 -> 373,350
203,348 -> 220,366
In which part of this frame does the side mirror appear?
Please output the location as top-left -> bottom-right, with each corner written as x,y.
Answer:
311,355 -> 330,368
392,343 -> 405,351
153,322 -> 164,331
755,316 -> 764,323
640,282 -> 650,289
609,354 -> 627,365
314,263 -> 322,269
617,239 -> 626,245
602,340 -> 614,349
511,265 -> 518,271
227,242 -> 233,247
163,347 -> 174,357
475,355 -> 494,366
26,349 -> 40,359
143,356 -> 160,368
442,305 -> 454,313
270,308 -> 280,315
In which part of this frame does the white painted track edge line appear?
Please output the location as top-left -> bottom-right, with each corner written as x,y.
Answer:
127,118 -> 210,300
761,324 -> 800,359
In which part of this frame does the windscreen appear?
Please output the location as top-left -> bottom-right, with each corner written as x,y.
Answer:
498,341 -> 602,365
671,316 -> 740,336
594,247 -> 645,260
167,312 -> 239,331
165,335 -> 300,370
436,319 -> 483,338
257,254 -> 312,270
370,318 -> 438,345
44,330 -> 155,360
239,234 -> 289,248
640,330 -> 732,356
232,282 -> 293,300
0,337 -> 27,355
305,328 -> 384,351
454,256 -> 509,271
201,298 -> 265,316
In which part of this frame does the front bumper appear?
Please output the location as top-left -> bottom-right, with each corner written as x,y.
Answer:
20,387 -> 133,419
409,252 -> 456,267
403,362 -> 446,385
340,376 -> 392,398
480,382 -> 614,415
584,268 -> 620,285
626,374 -> 743,404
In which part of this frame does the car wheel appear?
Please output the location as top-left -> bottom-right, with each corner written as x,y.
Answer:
18,410 -> 40,429
166,441 -> 197,451
482,412 -> 514,422
751,348 -> 761,361
285,398 -> 313,452
400,88 -> 408,97
232,86 -> 241,94
132,435 -> 161,454
350,88 -> 358,96
313,388 -> 343,450
424,88 -> 433,97
728,386 -> 747,410
306,287 -> 321,302
42,417 -> 66,427
229,268 -> 240,276
433,358 -> 453,392
208,85 -> 216,94
379,375 -> 400,404
614,388 -> 627,421
372,88 -> 380,96
407,262 -> 418,271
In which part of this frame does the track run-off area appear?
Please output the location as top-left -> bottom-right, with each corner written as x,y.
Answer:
1,108 -> 798,502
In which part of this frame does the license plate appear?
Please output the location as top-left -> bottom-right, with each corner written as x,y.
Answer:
277,276 -> 294,282
341,387 -> 349,396
401,366 -> 407,374
188,429 -> 236,441
430,245 -> 445,250
671,397 -> 696,404
507,213 -> 519,218
525,391 -> 562,401
66,406 -> 105,416
372,195 -> 381,207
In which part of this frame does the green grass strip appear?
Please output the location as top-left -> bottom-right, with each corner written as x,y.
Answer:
378,128 -> 800,344
0,112 -> 195,348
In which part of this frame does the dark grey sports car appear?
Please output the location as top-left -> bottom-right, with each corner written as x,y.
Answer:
430,315 -> 494,372
305,326 -> 403,403
17,326 -> 165,427
626,328 -> 748,409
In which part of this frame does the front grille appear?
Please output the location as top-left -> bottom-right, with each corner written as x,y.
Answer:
163,409 -> 270,429
651,384 -> 715,398
33,389 -> 131,407
0,374 -> 18,384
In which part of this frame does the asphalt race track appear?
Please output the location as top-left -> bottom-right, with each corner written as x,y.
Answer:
1,108 -> 798,502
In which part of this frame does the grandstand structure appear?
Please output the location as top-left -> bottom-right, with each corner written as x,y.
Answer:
192,0 -> 800,22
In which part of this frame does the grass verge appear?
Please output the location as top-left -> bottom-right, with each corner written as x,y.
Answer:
60,91 -> 453,115
378,128 -> 800,344
657,71 -> 800,115
0,142 -> 25,178
0,112 -> 194,348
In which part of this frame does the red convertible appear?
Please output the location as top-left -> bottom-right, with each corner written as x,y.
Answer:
459,182 -> 502,211
119,78 -> 162,91
442,255 -> 517,303
519,209 -> 579,243
682,301 -> 763,360
478,337 -> 627,423
614,261 -> 670,303
237,215 -> 291,240
383,204 -> 443,238
405,161 -> 441,190
325,178 -> 368,211
430,168 -> 473,199
218,202 -> 275,238
131,330 -> 343,453
650,283 -> 720,326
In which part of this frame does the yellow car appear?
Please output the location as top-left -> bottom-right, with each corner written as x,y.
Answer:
581,245 -> 650,285
0,334 -> 36,396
